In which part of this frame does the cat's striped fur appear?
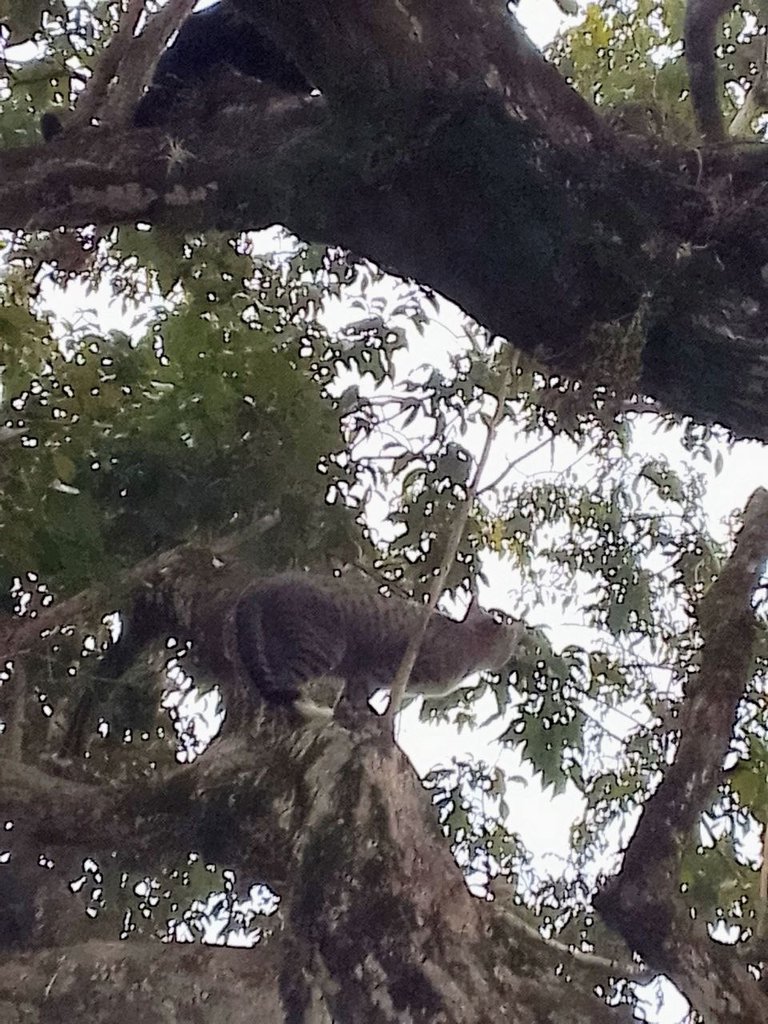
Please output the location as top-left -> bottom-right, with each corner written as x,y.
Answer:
235,573 -> 524,707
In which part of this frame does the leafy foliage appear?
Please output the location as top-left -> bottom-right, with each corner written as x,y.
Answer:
1,0 -> 768,1010
0,238 -> 354,597
1,0 -> 118,146
551,0 -> 768,141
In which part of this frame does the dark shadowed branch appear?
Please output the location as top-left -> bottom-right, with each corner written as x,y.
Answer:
4,1 -> 768,439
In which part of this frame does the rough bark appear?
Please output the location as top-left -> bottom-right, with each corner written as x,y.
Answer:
2,0 -> 768,439
0,688 -> 632,1022
1,732 -> 634,1022
0,940 -> 290,1024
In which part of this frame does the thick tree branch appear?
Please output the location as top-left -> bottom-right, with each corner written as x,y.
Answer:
595,487 -> 768,1023
98,0 -> 199,127
232,0 -> 601,136
9,93 -> 768,441
0,736 -> 294,884
68,0 -> 146,130
3,3 -> 768,439
0,705 -> 634,1021
0,939 -> 290,1023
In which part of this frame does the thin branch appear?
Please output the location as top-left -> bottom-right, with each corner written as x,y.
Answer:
476,431 -> 555,496
577,702 -> 633,746
68,0 -> 147,129
386,364 -> 511,724
492,899 -> 653,984
759,818 -> 768,937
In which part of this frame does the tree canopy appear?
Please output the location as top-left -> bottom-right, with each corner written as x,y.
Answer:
1,2 -> 768,1022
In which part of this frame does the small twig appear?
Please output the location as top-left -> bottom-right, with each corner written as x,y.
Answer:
210,510 -> 281,558
476,432 -> 554,496
385,363 -> 511,725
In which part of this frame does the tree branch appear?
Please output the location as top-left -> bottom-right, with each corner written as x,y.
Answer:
0,711 -> 636,1022
5,3 -> 768,438
67,0 -> 147,130
0,939 -> 291,1023
386,363 -> 510,720
595,487 -> 768,1023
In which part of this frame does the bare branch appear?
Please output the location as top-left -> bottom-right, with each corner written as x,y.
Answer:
386,364 -> 510,720
68,0 -> 148,130
491,895 -> 653,984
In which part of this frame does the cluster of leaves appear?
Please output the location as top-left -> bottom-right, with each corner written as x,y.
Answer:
549,0 -> 693,140
333,295 -> 768,944
0,237 -> 357,600
550,0 -> 768,142
0,231 -> 385,776
1,0 -> 117,147
426,757 -> 527,892
292,250 -> 768,940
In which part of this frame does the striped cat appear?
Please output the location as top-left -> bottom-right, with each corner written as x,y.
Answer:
235,573 -> 524,708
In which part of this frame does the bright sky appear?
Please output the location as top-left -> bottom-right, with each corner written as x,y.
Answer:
516,0 -> 578,47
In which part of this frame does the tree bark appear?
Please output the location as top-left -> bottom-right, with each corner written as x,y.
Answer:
2,0 -> 768,438
0,697 -> 634,1022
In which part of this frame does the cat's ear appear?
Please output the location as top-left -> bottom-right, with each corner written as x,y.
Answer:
462,593 -> 485,623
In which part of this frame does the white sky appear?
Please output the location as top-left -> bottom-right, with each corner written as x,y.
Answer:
516,0 -> 579,48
